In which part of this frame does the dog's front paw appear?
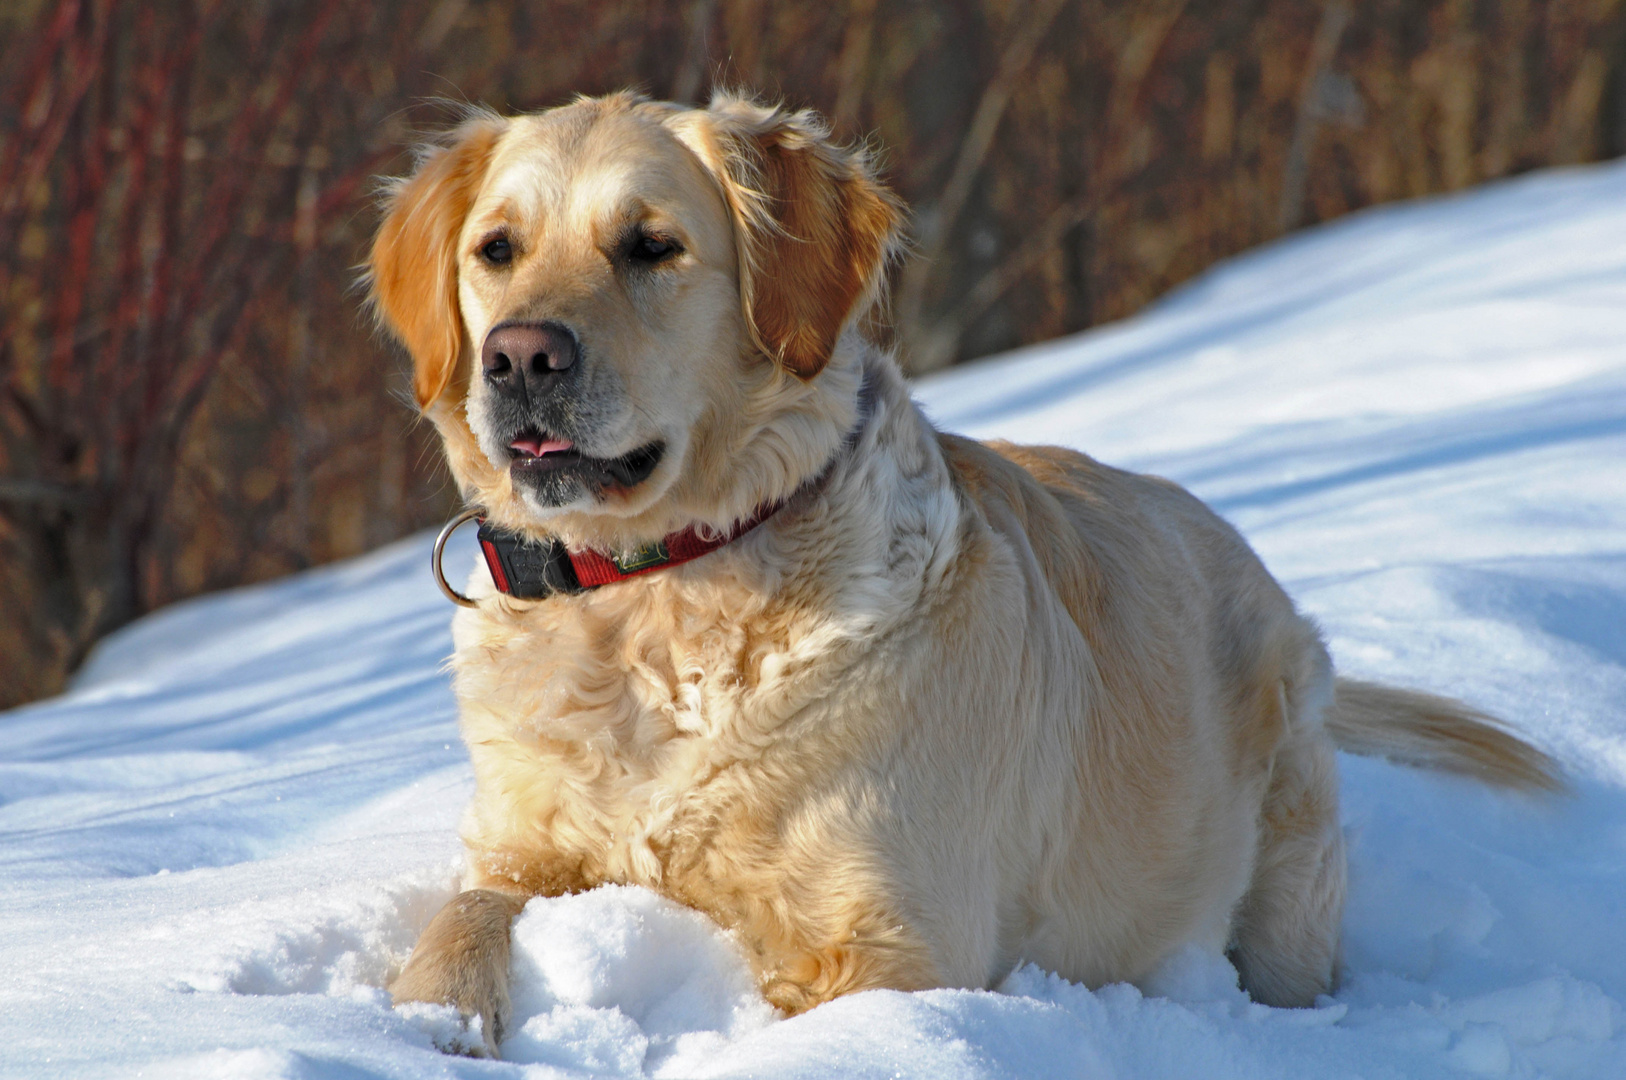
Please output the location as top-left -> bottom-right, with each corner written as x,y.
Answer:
391,888 -> 526,1058
394,998 -> 499,1058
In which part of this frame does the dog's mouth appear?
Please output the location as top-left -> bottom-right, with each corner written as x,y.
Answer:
506,428 -> 665,493
508,430 -> 581,468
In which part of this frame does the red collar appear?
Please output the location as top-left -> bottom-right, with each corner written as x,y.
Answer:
430,371 -> 877,607
474,501 -> 783,600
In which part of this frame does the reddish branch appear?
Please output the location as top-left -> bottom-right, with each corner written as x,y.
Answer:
0,0 -> 452,689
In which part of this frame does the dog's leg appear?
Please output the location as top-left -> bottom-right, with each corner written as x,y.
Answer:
1227,730 -> 1346,1008
757,928 -> 940,1015
391,888 -> 528,1057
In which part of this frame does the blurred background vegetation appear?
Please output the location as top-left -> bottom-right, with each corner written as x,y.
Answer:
3,0 -> 1624,709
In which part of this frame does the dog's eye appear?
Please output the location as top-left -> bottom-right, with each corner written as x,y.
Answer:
628,233 -> 679,264
480,237 -> 513,265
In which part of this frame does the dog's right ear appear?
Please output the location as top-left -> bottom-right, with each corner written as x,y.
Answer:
367,115 -> 505,412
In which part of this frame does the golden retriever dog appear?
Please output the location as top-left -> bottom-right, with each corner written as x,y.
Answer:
366,90 -> 1561,1058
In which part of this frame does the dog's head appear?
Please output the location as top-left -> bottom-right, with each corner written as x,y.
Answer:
367,91 -> 902,548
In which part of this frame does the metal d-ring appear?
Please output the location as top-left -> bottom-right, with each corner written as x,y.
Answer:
432,507 -> 483,608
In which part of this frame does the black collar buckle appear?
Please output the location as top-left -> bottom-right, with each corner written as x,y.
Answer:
431,509 -> 584,607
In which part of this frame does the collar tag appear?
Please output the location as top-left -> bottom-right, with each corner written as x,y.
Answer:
611,539 -> 671,574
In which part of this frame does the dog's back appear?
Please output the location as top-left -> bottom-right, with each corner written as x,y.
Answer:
966,435 -> 1560,791
938,433 -> 1335,996
943,433 -> 1559,1005
946,433 -> 1329,785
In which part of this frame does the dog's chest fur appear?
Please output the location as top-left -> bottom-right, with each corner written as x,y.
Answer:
448,393 -> 962,899
452,579 -> 799,886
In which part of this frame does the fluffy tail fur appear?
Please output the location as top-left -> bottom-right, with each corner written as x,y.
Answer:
1325,678 -> 1565,793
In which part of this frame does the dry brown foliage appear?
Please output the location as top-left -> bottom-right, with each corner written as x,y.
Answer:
2,0 -> 1623,708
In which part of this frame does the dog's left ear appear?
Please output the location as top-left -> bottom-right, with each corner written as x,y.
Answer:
670,94 -> 904,379
368,114 -> 506,411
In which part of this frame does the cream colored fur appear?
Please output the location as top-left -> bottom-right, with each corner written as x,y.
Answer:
366,91 -> 1562,1059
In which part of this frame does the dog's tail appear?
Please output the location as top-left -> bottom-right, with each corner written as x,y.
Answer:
1324,678 -> 1565,793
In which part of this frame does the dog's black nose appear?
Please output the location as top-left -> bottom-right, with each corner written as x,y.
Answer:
482,322 -> 579,391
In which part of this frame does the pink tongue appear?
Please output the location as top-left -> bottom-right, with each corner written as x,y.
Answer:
510,435 -> 575,458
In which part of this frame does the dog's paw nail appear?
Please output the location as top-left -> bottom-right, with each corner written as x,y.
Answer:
394,1000 -> 495,1058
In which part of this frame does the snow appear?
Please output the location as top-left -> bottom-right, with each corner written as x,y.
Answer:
6,160 -> 1626,1078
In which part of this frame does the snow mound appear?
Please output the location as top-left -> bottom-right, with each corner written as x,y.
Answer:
6,161 -> 1626,1078
195,862 -> 460,999
500,886 -> 775,1074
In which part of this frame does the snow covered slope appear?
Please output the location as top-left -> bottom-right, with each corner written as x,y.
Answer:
6,161 -> 1626,1079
